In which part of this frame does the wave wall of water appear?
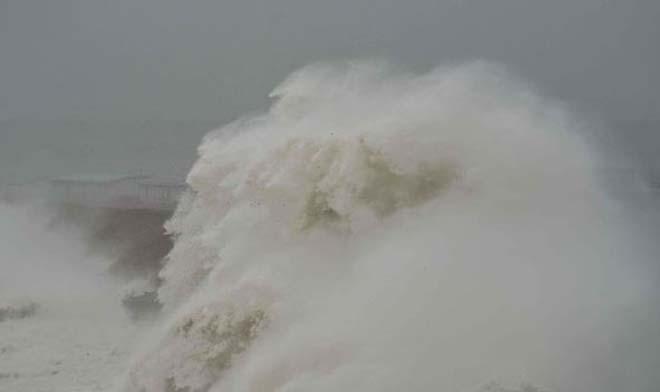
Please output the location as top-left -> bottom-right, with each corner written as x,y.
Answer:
121,62 -> 656,392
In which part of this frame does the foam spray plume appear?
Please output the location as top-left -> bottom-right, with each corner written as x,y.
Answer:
123,62 -> 654,392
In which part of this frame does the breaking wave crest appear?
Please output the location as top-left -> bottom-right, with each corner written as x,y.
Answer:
122,62 -> 651,392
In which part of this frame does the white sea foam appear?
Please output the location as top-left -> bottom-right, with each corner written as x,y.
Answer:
0,202 -> 144,392
119,62 -> 653,392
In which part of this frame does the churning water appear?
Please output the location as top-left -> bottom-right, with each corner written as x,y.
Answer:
122,62 -> 657,392
2,62 -> 658,392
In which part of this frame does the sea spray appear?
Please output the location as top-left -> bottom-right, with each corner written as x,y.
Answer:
122,62 -> 649,392
0,201 -> 140,391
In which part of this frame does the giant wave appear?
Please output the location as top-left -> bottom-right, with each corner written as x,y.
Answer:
121,62 -> 654,392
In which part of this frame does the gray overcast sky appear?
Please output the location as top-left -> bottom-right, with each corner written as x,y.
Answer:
1,0 -> 658,183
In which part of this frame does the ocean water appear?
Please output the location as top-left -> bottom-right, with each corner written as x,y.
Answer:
2,62 -> 658,392
123,62 -> 656,392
